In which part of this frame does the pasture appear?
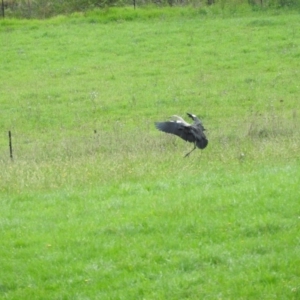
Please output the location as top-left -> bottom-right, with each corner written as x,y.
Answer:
1,6 -> 300,299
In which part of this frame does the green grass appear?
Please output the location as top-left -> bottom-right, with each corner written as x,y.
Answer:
1,6 -> 300,299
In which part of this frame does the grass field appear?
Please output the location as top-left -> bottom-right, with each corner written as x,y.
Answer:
1,6 -> 300,299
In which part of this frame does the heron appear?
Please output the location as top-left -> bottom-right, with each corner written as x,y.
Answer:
155,113 -> 208,157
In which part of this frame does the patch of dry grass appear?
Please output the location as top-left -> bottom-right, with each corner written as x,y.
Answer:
1,110 -> 299,193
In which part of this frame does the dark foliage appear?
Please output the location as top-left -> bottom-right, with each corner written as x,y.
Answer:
1,0 -> 299,19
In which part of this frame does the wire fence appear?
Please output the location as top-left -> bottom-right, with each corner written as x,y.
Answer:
1,113 -> 299,164
0,126 -> 180,163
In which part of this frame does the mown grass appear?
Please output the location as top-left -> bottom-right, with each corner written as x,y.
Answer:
0,6 -> 300,299
1,162 -> 300,299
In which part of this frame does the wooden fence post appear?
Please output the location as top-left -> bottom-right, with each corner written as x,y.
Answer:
9,131 -> 13,161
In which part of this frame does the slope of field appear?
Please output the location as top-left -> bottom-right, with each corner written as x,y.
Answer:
0,7 -> 300,299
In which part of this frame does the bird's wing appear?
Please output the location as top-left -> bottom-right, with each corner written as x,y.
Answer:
187,113 -> 206,130
171,115 -> 191,126
155,121 -> 195,143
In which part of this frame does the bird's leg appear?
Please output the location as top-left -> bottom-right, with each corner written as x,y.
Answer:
184,144 -> 196,158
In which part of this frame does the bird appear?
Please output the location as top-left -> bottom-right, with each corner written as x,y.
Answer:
155,113 -> 208,157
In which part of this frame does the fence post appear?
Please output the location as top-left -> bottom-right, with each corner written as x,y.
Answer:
8,131 -> 13,161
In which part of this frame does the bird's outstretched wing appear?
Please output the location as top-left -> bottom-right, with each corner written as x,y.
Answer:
186,113 -> 208,149
155,121 -> 195,143
187,112 -> 206,131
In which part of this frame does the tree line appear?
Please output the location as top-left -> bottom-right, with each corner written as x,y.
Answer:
1,0 -> 299,19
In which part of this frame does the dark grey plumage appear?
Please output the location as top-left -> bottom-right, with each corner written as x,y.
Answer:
155,113 -> 208,157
